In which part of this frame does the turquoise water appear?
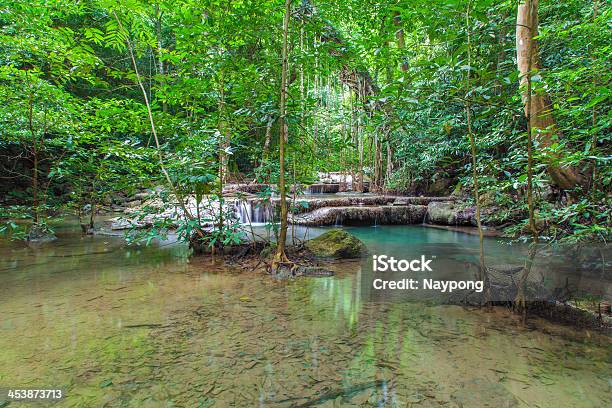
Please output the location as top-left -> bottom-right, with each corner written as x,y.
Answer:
346,225 -> 609,304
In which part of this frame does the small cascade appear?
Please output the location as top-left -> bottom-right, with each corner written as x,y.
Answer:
306,183 -> 340,194
334,214 -> 343,226
234,201 -> 252,224
234,200 -> 273,224
308,184 -> 323,194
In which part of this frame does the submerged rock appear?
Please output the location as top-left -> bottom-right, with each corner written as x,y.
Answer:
27,224 -> 57,242
451,379 -> 518,408
426,201 -> 476,226
305,229 -> 366,258
273,265 -> 335,279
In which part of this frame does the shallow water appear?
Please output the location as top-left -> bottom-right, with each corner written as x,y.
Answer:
0,223 -> 610,407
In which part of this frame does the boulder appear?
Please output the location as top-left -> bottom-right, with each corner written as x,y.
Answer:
125,200 -> 142,208
305,229 -> 366,259
427,201 -> 475,226
426,177 -> 453,196
27,224 -> 57,242
133,191 -> 150,200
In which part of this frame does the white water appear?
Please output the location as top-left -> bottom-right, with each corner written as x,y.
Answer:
233,200 -> 273,225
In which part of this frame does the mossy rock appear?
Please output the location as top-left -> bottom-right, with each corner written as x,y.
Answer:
27,223 -> 57,242
305,229 -> 366,259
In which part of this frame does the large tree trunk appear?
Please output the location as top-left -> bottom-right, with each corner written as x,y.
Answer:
516,0 -> 585,190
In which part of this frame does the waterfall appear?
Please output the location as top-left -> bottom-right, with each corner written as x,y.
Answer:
234,200 -> 273,225
308,184 -> 323,194
307,183 -> 340,194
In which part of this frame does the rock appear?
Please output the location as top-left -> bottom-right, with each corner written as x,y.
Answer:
223,183 -> 271,194
112,192 -> 127,204
125,200 -> 142,208
451,379 -> 517,408
426,201 -> 475,226
426,177 -> 452,196
26,224 -> 57,242
307,183 -> 340,194
478,191 -> 497,207
104,217 -> 146,230
317,171 -> 353,185
80,223 -> 95,235
273,265 -> 335,279
292,205 -> 428,226
305,229 -> 366,258
288,195 -> 397,214
133,192 -> 150,200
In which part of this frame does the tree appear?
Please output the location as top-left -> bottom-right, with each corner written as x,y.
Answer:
273,0 -> 293,270
516,0 -> 585,190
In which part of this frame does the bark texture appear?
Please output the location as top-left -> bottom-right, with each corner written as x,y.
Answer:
516,0 -> 585,190
274,0 -> 292,265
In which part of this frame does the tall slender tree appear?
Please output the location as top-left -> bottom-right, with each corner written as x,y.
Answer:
516,0 -> 540,313
273,0 -> 292,270
464,0 -> 489,302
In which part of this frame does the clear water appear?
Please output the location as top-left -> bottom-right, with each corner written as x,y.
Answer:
0,222 -> 610,407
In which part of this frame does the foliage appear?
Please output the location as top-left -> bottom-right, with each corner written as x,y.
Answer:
0,0 -> 610,244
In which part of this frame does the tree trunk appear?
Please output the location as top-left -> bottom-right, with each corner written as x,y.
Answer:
393,11 -> 408,72
273,0 -> 292,267
155,4 -> 167,113
516,0 -> 540,313
465,1 -> 489,302
218,69 -> 230,184
113,11 -> 195,226
27,94 -> 40,224
385,141 -> 393,191
373,138 -> 381,191
262,116 -> 274,158
516,0 -> 585,190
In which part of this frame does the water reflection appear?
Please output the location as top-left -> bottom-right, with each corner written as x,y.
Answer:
0,224 -> 610,407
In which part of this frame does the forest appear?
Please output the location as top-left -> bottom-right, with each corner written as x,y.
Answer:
0,0 -> 611,407
1,0 -> 609,243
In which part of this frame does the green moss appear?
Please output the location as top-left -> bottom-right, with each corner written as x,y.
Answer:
305,229 -> 366,259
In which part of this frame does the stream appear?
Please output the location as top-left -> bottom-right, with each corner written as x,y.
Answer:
0,221 -> 610,407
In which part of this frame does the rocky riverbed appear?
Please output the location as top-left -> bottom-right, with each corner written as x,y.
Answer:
101,184 -> 474,231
